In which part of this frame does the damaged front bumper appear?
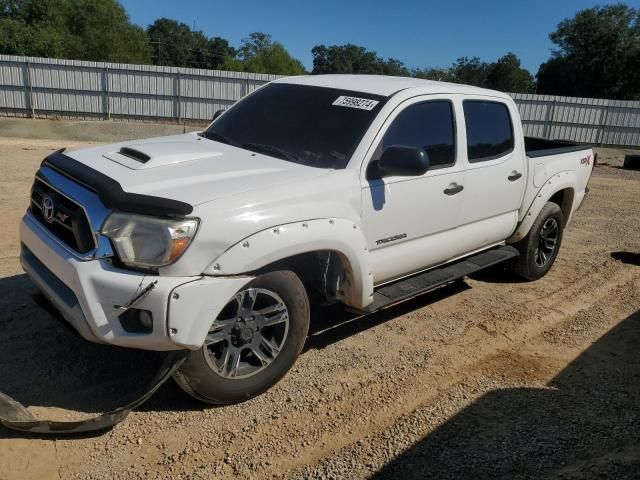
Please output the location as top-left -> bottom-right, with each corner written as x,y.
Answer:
20,212 -> 253,351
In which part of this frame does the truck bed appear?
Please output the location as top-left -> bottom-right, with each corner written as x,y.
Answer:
525,137 -> 592,158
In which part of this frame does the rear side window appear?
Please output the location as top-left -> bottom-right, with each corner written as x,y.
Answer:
382,101 -> 456,168
463,101 -> 514,162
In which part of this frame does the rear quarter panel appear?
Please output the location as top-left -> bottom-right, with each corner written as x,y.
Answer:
509,148 -> 594,242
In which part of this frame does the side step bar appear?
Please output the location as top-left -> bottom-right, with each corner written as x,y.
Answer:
365,245 -> 519,313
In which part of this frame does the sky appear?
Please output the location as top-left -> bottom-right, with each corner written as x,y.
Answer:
119,0 -> 640,74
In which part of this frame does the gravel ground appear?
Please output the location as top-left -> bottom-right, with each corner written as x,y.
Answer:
0,119 -> 639,479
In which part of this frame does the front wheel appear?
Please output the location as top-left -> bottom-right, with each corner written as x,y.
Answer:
511,201 -> 564,281
173,270 -> 310,404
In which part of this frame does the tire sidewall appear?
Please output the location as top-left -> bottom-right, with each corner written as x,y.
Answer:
523,202 -> 564,279
177,270 -> 309,404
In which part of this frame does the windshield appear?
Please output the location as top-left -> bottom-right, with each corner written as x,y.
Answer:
203,83 -> 387,169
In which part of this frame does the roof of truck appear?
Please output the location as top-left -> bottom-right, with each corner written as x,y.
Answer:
273,74 -> 508,98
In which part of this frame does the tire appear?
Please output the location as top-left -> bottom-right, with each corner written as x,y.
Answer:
512,202 -> 564,281
173,270 -> 310,405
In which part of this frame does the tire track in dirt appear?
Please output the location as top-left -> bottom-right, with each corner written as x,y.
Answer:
287,273 -> 640,479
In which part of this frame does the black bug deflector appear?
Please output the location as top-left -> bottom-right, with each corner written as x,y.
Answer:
0,351 -> 187,435
41,149 -> 193,217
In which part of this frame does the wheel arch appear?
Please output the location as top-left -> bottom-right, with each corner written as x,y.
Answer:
548,187 -> 575,227
204,218 -> 374,309
508,171 -> 576,244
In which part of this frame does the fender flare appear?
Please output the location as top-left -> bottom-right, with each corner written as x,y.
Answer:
508,170 -> 576,243
204,218 -> 374,309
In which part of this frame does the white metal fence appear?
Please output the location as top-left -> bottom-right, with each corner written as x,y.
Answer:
0,55 -> 280,123
511,92 -> 640,147
1,55 -> 640,147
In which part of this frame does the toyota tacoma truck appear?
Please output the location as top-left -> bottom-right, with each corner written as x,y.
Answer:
20,75 -> 594,404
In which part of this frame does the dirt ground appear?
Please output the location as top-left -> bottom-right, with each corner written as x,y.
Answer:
1,118 -> 640,480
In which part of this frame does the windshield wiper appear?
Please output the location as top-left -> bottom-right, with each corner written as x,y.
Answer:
199,130 -> 234,146
240,143 -> 300,162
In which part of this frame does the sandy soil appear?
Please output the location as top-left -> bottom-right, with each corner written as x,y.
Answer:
0,119 -> 639,479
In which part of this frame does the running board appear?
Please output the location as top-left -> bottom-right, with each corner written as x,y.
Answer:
365,245 -> 519,313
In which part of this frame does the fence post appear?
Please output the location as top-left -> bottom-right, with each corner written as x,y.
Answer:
25,60 -> 35,118
597,103 -> 610,146
176,70 -> 182,123
544,99 -> 557,140
104,67 -> 110,120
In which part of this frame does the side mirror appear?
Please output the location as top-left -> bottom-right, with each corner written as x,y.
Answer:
372,145 -> 430,178
212,109 -> 225,121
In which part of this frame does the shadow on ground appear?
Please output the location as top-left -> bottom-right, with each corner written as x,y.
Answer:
0,273 -> 195,438
304,281 -> 469,351
0,271 -> 471,438
370,309 -> 640,480
612,251 -> 640,267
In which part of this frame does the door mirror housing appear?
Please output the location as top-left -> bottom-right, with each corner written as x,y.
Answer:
372,145 -> 430,179
212,109 -> 225,122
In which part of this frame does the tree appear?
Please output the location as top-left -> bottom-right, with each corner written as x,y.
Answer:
311,44 -> 533,92
147,18 -> 233,69
225,32 -> 305,75
311,44 -> 408,75
413,54 -> 533,92
0,0 -> 151,63
449,57 -> 489,87
537,4 -> 640,99
380,58 -> 410,76
412,67 -> 454,82
485,53 -> 534,93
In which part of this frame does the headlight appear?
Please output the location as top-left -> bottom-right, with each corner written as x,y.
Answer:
101,213 -> 199,269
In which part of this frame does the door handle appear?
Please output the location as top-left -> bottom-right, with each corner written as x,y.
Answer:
443,183 -> 464,196
508,171 -> 523,182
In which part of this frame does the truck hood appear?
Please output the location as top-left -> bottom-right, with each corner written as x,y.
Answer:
64,132 -> 329,207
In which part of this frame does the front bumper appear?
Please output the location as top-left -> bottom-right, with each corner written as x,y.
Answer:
20,212 -> 253,351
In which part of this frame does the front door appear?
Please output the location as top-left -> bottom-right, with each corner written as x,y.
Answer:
360,97 -> 465,284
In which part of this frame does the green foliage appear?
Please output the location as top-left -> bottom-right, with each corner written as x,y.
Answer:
312,44 -> 532,93
537,4 -> 640,99
0,16 -> 66,57
311,44 -> 409,76
486,53 -> 534,93
434,55 -> 533,93
147,18 -> 233,69
0,0 -> 151,63
225,32 -> 306,75
449,57 -> 489,87
412,67 -> 453,81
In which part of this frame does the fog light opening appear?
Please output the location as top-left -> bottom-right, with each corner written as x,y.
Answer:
119,308 -> 154,333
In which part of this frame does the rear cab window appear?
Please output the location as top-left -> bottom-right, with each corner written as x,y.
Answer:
463,100 -> 514,162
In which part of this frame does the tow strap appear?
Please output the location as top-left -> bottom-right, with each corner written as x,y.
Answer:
0,351 -> 187,435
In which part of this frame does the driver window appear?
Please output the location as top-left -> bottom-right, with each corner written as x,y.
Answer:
376,101 -> 456,169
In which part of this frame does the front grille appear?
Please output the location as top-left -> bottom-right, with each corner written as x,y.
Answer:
30,179 -> 96,253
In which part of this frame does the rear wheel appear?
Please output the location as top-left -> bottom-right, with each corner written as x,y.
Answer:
512,202 -> 564,281
173,270 -> 309,404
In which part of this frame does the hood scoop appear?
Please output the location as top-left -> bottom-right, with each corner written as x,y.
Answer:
103,140 -> 223,170
118,146 -> 151,163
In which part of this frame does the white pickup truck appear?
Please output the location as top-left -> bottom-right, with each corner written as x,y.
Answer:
20,75 -> 594,404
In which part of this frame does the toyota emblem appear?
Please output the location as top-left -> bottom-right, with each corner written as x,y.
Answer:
41,195 -> 55,223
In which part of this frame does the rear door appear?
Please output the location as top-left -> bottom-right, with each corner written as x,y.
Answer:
360,96 -> 465,284
453,97 -> 526,253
